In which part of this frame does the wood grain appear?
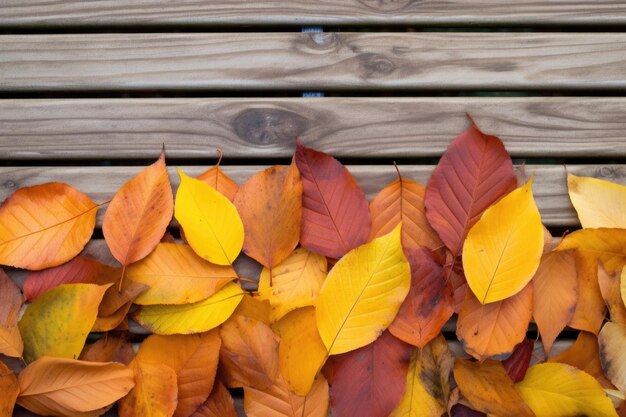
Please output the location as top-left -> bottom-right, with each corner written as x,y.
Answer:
2,33 -> 626,92
1,1 -> 626,26
1,164 -> 624,227
2,97 -> 626,160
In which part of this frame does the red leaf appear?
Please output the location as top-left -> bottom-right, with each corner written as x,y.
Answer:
502,338 -> 534,383
329,331 -> 412,417
425,122 -> 516,257
451,404 -> 487,417
294,140 -> 371,259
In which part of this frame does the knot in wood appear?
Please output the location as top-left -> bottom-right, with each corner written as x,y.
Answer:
232,108 -> 309,146
357,0 -> 413,12
357,53 -> 397,78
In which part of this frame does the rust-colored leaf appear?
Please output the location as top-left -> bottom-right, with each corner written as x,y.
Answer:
457,283 -> 533,361
0,270 -> 23,358
118,359 -> 178,417
424,122 -> 517,257
0,360 -> 18,417
330,331 -> 413,417
0,182 -> 97,270
197,164 -> 238,202
295,140 -> 371,258
190,380 -> 237,417
569,251 -> 606,334
103,150 -> 173,270
503,338 -> 534,383
234,162 -> 302,271
389,248 -> 454,348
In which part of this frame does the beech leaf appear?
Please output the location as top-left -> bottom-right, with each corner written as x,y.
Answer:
197,163 -> 238,202
567,174 -> 626,228
244,375 -> 329,417
599,322 -> 626,394
550,331 -> 613,388
0,360 -> 18,417
118,360 -> 178,417
190,381 -> 237,417
556,228 -> 626,274
569,252 -> 606,334
0,269 -> 23,358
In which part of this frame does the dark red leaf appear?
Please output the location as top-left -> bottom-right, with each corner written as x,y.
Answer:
502,338 -> 534,383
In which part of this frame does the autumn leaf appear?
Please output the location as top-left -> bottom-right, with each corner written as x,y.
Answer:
103,151 -> 173,284
463,179 -> 544,304
244,374 -> 329,417
457,283 -> 533,361
190,381 -> 237,417
424,122 -> 516,257
127,243 -> 237,305
295,139 -> 371,259
256,247 -> 327,322
17,356 -> 134,416
531,250 -> 578,355
80,333 -> 135,365
569,252 -> 606,334
197,160 -> 238,202
0,270 -> 23,358
568,174 -> 626,228
233,294 -> 272,325
598,265 -> 626,326
219,314 -> 279,390
19,283 -> 109,363
502,338 -> 534,383
369,171 -> 442,250
133,281 -> 244,335
599,322 -> 626,393
272,307 -> 327,395
0,182 -> 97,270
390,335 -> 453,417
389,248 -> 454,348
0,360 -> 18,417
118,359 -> 178,417
557,228 -> 626,273
175,169 -> 244,266
516,362 -> 618,417
454,358 -> 535,417
316,225 -> 410,355
234,162 -> 302,271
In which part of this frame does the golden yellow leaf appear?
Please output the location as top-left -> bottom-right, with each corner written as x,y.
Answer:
463,179 -> 544,304
315,225 -> 411,355
557,228 -> 626,274
133,281 -> 244,335
390,335 -> 453,417
127,243 -> 237,305
118,360 -> 178,417
19,283 -> 109,363
272,307 -> 327,395
257,248 -> 327,322
244,375 -> 329,417
0,360 -> 18,417
175,169 -> 244,266
599,322 -> 626,394
516,363 -> 618,417
568,174 -> 626,229
17,356 -> 134,416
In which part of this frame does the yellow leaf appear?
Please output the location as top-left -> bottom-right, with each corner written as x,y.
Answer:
118,360 -> 178,417
315,225 -> 411,355
17,356 -> 134,416
19,283 -> 109,363
556,228 -> 626,274
568,174 -> 626,228
244,375 -> 329,417
257,248 -> 327,322
516,363 -> 618,417
390,335 -> 453,417
174,169 -> 244,266
463,179 -> 544,304
133,281 -> 244,335
272,307 -> 327,395
599,322 -> 626,394
127,243 -> 237,305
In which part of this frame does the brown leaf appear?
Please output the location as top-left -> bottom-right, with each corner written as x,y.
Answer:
0,269 -> 23,358
80,334 -> 135,365
190,381 -> 237,417
0,360 -> 18,417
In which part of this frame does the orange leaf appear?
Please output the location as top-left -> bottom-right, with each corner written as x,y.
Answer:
190,381 -> 237,417
569,252 -> 606,334
118,360 -> 178,417
136,331 -> 221,417
234,162 -> 302,270
0,269 -> 23,358
557,228 -> 626,274
532,250 -> 578,355
0,182 -> 97,270
598,264 -> 626,326
453,359 -> 535,417
80,334 -> 135,365
197,165 -> 238,203
17,356 -> 134,416
369,175 -> 442,250
219,315 -> 279,390
457,283 -> 533,360
389,248 -> 454,348
0,360 -> 18,417
103,150 -> 173,269
294,140 -> 370,259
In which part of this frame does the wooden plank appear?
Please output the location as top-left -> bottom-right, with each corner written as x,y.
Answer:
2,33 -> 626,92
2,1 -> 626,27
2,164 -> 624,227
2,97 -> 626,160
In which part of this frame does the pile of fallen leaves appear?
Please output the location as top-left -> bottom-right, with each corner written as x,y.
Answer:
1,120 -> 626,417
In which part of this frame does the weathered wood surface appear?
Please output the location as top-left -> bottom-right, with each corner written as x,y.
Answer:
2,97 -> 626,160
2,1 -> 626,26
3,33 -> 626,92
2,164 -> 624,227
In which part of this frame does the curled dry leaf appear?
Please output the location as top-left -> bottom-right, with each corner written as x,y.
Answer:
295,139 -> 371,259
17,356 -> 134,417
463,179 -> 544,304
19,283 -> 109,363
599,322 -> 626,394
234,162 -> 302,270
103,150 -> 173,271
133,281 -> 244,335
316,225 -> 410,355
0,360 -> 18,417
0,270 -> 23,358
0,182 -> 97,270
567,174 -> 626,229
189,381 -> 237,417
118,359 -> 178,417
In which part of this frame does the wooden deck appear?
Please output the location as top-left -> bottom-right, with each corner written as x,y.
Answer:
2,2 -> 626,416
